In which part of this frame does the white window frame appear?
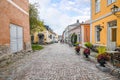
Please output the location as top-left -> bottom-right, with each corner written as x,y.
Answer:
95,0 -> 100,13
107,0 -> 116,5
95,25 -> 101,43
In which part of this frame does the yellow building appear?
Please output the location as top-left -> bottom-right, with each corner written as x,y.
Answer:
33,30 -> 48,43
33,25 -> 47,44
33,27 -> 57,44
91,0 -> 120,50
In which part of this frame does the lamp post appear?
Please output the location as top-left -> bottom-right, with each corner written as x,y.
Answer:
111,5 -> 120,16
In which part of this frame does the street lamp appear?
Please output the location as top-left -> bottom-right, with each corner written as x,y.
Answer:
111,5 -> 120,16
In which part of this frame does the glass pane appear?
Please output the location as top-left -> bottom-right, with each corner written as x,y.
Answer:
111,28 -> 116,42
108,0 -> 111,5
108,20 -> 117,27
96,26 -> 100,42
112,0 -> 116,3
97,31 -> 100,41
95,0 -> 100,12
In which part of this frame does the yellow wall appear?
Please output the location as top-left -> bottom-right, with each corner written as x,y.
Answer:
33,32 -> 38,43
91,0 -> 120,46
92,0 -> 120,20
33,30 -> 48,43
117,14 -> 120,46
92,15 -> 117,45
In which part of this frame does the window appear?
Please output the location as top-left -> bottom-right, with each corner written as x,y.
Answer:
107,0 -> 116,5
95,0 -> 100,13
49,35 -> 52,39
95,26 -> 101,42
108,20 -> 117,27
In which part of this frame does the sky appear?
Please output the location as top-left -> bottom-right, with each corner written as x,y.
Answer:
29,0 -> 90,35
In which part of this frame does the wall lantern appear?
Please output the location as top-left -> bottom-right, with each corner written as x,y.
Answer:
97,25 -> 104,32
111,5 -> 120,17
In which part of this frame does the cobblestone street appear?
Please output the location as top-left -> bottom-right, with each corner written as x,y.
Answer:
0,43 -> 119,80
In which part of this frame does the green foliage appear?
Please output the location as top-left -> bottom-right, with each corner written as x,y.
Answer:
71,33 -> 77,45
29,4 -> 45,34
75,42 -> 79,46
74,34 -> 77,44
32,44 -> 44,51
97,46 -> 106,54
84,42 -> 92,48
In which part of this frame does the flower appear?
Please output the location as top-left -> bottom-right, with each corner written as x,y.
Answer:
83,48 -> 90,55
97,53 -> 110,62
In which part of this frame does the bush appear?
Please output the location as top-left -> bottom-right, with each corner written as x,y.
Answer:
75,42 -> 79,46
32,44 -> 44,51
96,46 -> 110,61
84,42 -> 92,48
71,33 -> 77,46
97,46 -> 106,54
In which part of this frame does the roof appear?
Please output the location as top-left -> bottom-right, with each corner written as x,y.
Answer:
68,22 -> 80,27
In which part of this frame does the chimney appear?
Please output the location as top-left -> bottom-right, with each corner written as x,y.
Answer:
77,20 -> 79,23
82,21 -> 84,23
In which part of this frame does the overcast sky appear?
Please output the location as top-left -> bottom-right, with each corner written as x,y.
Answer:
29,0 -> 90,35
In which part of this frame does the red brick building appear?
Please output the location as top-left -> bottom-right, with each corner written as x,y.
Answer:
0,0 -> 31,54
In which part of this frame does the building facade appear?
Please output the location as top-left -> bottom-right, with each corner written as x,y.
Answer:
33,28 -> 58,44
69,22 -> 90,47
91,0 -> 120,50
81,23 -> 90,47
63,20 -> 80,43
68,21 -> 81,44
0,0 -> 31,55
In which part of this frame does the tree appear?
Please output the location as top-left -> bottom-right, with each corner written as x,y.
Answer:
71,33 -> 77,45
29,4 -> 45,34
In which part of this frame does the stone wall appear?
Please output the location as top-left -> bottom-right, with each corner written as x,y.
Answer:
0,42 -> 32,68
24,42 -> 32,51
0,49 -> 33,68
0,45 -> 10,56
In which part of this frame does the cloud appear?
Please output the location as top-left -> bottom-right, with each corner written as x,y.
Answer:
29,0 -> 90,35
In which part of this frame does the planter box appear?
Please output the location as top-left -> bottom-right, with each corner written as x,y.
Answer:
96,64 -> 110,72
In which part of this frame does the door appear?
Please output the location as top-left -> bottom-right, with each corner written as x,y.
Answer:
107,21 -> 117,51
10,24 -> 23,53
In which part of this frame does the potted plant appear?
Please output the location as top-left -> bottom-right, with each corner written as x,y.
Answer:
83,42 -> 92,58
96,46 -> 110,67
75,42 -> 80,55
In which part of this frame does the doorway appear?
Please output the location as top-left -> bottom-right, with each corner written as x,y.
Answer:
10,24 -> 23,53
107,20 -> 117,50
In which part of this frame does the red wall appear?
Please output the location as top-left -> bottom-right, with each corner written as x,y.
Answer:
0,0 -> 30,45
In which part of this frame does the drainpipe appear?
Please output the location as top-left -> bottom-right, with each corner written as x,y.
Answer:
90,0 -> 92,43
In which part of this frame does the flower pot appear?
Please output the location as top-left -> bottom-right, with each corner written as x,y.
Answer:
97,58 -> 106,67
84,54 -> 89,58
83,48 -> 90,58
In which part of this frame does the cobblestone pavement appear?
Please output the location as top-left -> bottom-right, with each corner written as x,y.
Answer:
0,43 -> 119,80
